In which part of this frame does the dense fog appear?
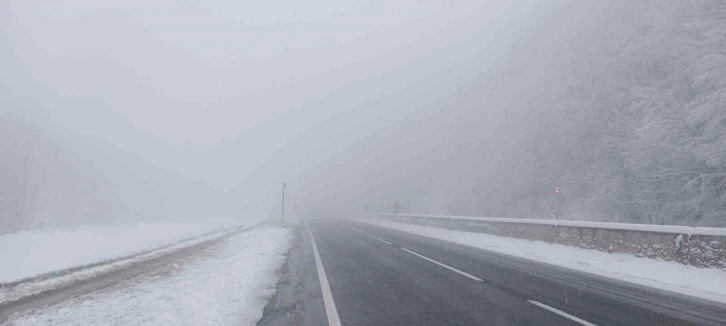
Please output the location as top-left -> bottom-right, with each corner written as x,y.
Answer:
2,0 -> 725,233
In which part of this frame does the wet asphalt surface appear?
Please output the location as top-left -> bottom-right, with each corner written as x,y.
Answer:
289,219 -> 726,326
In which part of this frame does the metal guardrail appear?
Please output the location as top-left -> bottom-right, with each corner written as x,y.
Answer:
371,213 -> 726,268
375,213 -> 726,236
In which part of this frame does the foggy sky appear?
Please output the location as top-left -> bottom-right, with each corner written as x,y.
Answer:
2,0 -> 589,221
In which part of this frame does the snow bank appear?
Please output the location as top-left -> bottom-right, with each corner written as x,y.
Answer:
6,226 -> 291,326
365,220 -> 726,303
0,219 -> 254,284
380,213 -> 726,236
0,225 -> 252,304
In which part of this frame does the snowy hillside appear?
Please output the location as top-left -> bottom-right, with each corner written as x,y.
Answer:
441,0 -> 726,227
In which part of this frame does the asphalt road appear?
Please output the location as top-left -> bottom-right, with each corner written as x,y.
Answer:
305,219 -> 726,326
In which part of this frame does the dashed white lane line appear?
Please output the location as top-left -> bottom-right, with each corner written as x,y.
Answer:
308,229 -> 342,326
345,226 -> 363,233
343,223 -> 597,325
345,225 -> 393,245
400,248 -> 484,282
528,300 -> 598,326
364,233 -> 393,245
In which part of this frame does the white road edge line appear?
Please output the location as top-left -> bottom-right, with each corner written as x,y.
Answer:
364,233 -> 393,245
527,300 -> 598,326
400,248 -> 483,282
309,229 -> 342,326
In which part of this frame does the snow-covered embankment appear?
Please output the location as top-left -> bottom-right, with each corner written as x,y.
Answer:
1,220 -> 253,284
5,225 -> 291,326
0,219 -> 262,305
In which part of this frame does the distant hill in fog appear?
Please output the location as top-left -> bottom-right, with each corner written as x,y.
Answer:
443,0 -> 726,226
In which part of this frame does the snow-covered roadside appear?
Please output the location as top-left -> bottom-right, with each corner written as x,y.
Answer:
1,219 -> 255,284
5,226 -> 291,326
364,220 -> 726,304
0,224 -> 254,305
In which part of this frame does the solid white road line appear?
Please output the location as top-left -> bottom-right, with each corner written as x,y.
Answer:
309,229 -> 342,326
400,248 -> 483,282
527,300 -> 598,326
364,233 -> 393,245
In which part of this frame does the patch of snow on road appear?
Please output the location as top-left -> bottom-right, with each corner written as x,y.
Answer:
365,220 -> 726,304
5,226 -> 291,326
0,219 -> 251,284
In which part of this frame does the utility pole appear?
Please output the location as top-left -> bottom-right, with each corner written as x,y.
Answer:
281,182 -> 286,226
292,196 -> 298,220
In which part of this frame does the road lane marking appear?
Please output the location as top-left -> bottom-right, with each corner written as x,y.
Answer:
345,226 -> 363,233
344,225 -> 392,244
400,248 -> 483,282
309,229 -> 342,326
527,300 -> 598,326
364,233 -> 393,245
